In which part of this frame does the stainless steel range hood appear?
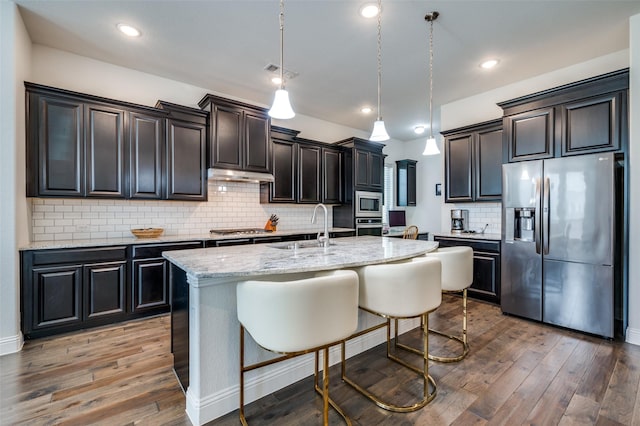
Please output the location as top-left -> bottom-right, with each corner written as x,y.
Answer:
207,168 -> 275,183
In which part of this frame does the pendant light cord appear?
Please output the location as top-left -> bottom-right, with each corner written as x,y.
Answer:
428,15 -> 434,139
376,0 -> 383,121
279,0 -> 285,90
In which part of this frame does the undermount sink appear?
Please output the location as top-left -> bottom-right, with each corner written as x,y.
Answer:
268,241 -> 335,250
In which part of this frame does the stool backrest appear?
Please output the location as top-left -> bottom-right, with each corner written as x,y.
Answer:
426,246 -> 473,291
403,225 -> 419,239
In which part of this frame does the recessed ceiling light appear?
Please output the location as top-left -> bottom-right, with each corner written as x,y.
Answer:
480,59 -> 499,69
359,3 -> 380,18
117,23 -> 141,37
414,125 -> 426,135
271,77 -> 282,85
361,107 -> 373,114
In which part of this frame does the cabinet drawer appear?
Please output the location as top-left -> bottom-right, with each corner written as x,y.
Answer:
131,241 -> 202,259
434,237 -> 500,253
32,246 -> 127,266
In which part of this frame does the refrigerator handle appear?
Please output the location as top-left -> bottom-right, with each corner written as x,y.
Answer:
543,176 -> 550,255
535,177 -> 541,254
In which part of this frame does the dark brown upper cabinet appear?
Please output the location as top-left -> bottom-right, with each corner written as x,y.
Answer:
198,94 -> 270,173
396,159 -> 417,207
499,69 -> 628,162
335,137 -> 385,193
264,136 -> 297,203
297,144 -> 321,204
26,83 -> 207,201
322,147 -> 343,205
442,119 -> 503,203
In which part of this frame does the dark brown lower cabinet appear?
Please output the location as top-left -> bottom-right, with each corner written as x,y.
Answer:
434,236 -> 501,304
84,261 -> 126,319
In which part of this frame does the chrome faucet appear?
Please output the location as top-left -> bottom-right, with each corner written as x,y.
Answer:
311,203 -> 330,248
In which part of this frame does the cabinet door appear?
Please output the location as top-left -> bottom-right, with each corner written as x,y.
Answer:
475,127 -> 503,201
298,145 -> 321,203
368,152 -> 384,190
270,139 -> 297,202
505,107 -> 555,162
85,104 -> 126,197
470,252 -> 501,304
166,119 -> 207,201
244,111 -> 271,172
129,112 -> 165,199
32,95 -> 84,197
322,148 -> 343,204
445,134 -> 473,202
84,261 -> 126,320
132,258 -> 169,312
354,150 -> 370,188
561,93 -> 621,156
211,104 -> 243,170
31,265 -> 83,331
396,159 -> 417,207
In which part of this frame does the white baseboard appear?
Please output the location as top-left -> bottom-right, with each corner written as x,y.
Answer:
626,327 -> 640,346
0,332 -> 23,356
186,318 -> 420,425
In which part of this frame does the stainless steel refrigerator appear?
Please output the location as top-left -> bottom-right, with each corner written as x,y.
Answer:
501,152 -> 617,338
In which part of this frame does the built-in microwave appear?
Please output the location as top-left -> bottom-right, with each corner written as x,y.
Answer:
355,191 -> 383,218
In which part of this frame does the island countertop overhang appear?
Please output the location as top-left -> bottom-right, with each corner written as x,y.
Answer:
163,236 -> 439,282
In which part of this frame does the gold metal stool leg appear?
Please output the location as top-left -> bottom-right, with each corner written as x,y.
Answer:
395,289 -> 470,363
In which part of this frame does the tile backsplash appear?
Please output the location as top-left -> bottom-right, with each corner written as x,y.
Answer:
443,202 -> 502,234
31,182 -> 333,241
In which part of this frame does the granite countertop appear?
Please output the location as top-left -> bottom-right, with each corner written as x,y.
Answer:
163,236 -> 439,281
20,228 -> 356,251
432,231 -> 501,241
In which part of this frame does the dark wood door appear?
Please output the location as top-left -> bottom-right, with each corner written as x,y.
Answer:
475,127 -> 503,201
166,119 -> 207,201
396,159 -> 417,206
32,95 -> 84,197
298,144 -> 321,203
132,258 -> 169,312
368,152 -> 384,190
322,148 -> 342,204
354,150 -> 370,188
84,104 -> 126,198
84,261 -> 126,320
561,92 -> 621,156
31,265 -> 83,330
471,252 -> 501,304
505,107 -> 555,162
445,134 -> 473,202
129,112 -> 165,199
244,112 -> 270,172
211,104 -> 243,170
270,139 -> 296,202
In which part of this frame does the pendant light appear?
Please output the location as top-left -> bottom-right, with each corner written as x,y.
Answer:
269,0 -> 295,119
369,0 -> 390,142
422,11 -> 440,155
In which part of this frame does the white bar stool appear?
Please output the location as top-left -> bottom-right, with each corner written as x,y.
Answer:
341,256 -> 442,412
396,246 -> 473,363
237,270 -> 359,425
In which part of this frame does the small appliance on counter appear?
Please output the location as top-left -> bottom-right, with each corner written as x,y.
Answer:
450,209 -> 469,233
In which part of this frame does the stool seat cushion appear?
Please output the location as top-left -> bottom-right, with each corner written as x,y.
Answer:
356,256 -> 441,318
237,270 -> 359,353
426,246 -> 473,292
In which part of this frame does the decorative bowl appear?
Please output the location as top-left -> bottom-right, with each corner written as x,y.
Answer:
131,228 -> 164,238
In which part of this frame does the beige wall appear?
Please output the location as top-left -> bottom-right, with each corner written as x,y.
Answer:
0,2 -> 31,354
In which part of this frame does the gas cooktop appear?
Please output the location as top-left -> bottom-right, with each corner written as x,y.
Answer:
209,228 -> 273,235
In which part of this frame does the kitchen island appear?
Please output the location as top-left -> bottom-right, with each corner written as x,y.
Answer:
163,236 -> 438,425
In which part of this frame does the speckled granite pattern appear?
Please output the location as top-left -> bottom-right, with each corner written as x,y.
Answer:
20,228 -> 355,250
432,232 -> 501,241
163,236 -> 438,280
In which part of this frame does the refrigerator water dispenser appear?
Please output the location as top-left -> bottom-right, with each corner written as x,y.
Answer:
514,208 -> 535,242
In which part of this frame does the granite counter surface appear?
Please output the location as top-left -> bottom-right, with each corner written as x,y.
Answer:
163,236 -> 438,280
20,228 -> 355,251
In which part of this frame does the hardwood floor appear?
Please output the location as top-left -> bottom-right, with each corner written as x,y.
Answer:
2,296 -> 640,425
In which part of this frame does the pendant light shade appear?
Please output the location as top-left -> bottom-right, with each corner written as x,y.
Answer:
269,0 -> 295,119
423,12 -> 440,155
370,120 -> 390,142
269,89 -> 295,119
369,0 -> 390,142
422,137 -> 439,155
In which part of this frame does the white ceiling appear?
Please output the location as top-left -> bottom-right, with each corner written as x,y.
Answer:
13,0 -> 640,141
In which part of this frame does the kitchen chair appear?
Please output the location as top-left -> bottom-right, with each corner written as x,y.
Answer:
237,269 -> 359,426
396,246 -> 473,363
403,225 -> 419,239
341,256 -> 442,412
